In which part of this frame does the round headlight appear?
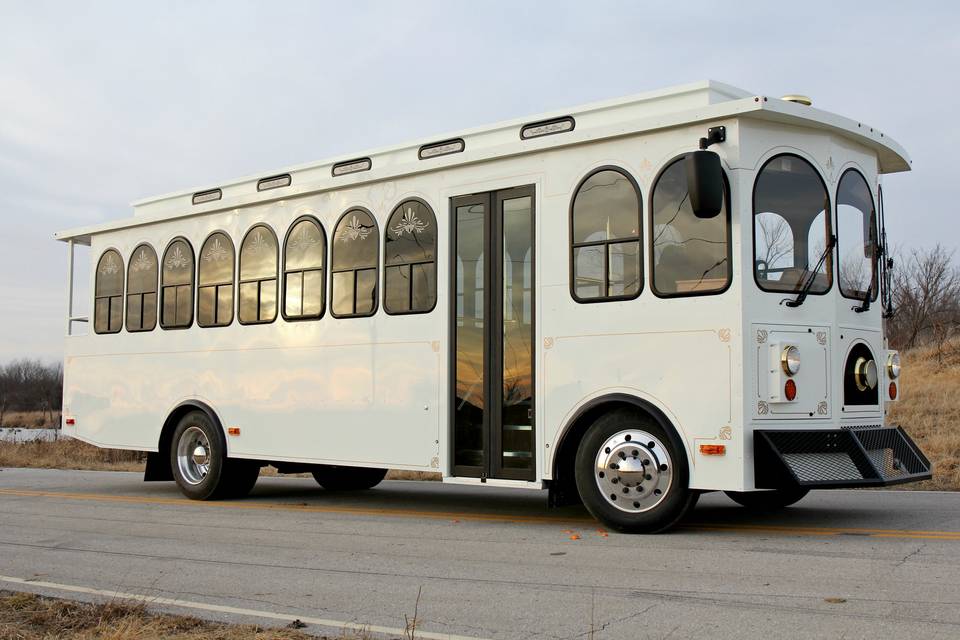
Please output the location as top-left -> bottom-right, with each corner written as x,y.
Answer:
781,346 -> 801,376
854,357 -> 879,391
887,352 -> 901,380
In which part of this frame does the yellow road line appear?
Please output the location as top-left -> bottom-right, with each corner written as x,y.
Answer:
2,488 -> 959,540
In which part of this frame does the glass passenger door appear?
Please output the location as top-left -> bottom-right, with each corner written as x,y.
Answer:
451,186 -> 535,481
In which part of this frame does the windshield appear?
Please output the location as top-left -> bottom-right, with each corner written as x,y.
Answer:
836,169 -> 878,301
753,154 -> 832,294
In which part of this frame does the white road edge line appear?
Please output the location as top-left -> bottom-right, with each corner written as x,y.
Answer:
0,575 -> 489,640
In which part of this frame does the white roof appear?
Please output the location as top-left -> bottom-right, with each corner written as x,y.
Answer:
56,80 -> 911,244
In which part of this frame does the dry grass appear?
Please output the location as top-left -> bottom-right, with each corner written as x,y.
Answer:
0,410 -> 56,429
887,341 -> 960,491
0,438 -> 145,472
0,590 -> 355,639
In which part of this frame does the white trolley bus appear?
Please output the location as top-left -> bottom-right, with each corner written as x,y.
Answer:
56,81 -> 931,532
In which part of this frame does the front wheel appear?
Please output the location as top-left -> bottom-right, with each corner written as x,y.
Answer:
170,410 -> 259,500
312,465 -> 388,491
725,487 -> 809,510
574,408 -> 697,533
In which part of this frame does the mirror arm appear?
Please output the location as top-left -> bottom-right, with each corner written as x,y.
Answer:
699,126 -> 727,150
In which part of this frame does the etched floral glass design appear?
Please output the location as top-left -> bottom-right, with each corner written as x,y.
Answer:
384,200 -> 437,314
94,249 -> 124,334
198,232 -> 235,327
239,225 -> 278,324
283,217 -> 325,319
331,209 -> 378,317
161,238 -> 194,329
125,244 -> 158,331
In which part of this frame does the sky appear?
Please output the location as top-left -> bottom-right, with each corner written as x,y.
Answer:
1,0 -> 957,361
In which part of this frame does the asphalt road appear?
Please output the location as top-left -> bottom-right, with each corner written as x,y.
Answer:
1,468 -> 959,639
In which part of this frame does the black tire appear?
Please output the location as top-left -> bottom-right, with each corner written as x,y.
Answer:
169,409 -> 257,500
574,408 -> 697,534
312,465 -> 388,491
725,487 -> 809,510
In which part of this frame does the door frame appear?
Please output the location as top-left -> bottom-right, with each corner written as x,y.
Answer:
448,185 -> 536,481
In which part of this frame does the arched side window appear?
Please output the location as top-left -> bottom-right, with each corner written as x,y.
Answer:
650,157 -> 731,296
836,169 -> 878,301
94,249 -> 124,334
126,243 -> 158,332
570,167 -> 642,302
283,216 -> 326,320
160,238 -> 195,329
197,231 -> 235,327
384,199 -> 437,314
753,154 -> 832,294
331,209 -> 379,318
238,224 -> 278,325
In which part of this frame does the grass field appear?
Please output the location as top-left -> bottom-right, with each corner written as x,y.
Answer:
0,591 -> 354,639
0,410 -> 57,428
1,342 -> 956,489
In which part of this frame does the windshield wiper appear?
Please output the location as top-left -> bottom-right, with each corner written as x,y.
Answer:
784,234 -> 836,308
854,246 -> 879,313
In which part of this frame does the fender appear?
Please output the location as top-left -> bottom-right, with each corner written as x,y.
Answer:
548,392 -> 691,507
145,399 -> 226,482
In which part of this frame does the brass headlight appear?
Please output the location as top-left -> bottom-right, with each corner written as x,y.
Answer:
854,357 -> 878,391
887,352 -> 901,380
781,345 -> 801,376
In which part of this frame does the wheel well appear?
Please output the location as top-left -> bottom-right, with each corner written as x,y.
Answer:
549,395 -> 683,507
145,401 -> 224,482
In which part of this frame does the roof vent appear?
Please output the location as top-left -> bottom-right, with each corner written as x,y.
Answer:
781,94 -> 812,106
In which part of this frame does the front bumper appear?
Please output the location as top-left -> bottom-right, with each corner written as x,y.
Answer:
754,426 -> 932,489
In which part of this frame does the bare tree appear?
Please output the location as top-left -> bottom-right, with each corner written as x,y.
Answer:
886,245 -> 960,357
756,214 -> 793,271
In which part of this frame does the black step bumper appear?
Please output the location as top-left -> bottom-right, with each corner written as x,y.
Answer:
754,426 -> 932,489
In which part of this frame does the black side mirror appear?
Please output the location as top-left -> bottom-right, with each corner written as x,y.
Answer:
686,150 -> 723,218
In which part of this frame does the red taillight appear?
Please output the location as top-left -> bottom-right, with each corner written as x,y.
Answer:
889,382 -> 898,400
784,379 -> 797,401
65,417 -> 75,426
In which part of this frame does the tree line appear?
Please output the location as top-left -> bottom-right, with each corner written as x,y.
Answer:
0,360 -> 62,426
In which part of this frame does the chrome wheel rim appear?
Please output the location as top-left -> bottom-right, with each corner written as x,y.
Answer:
594,429 -> 672,513
176,426 -> 211,486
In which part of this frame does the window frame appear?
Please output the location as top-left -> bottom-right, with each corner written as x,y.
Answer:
568,165 -> 644,304
159,236 -> 196,330
125,242 -> 159,332
383,197 -> 439,316
196,230 -> 236,328
835,167 -> 879,303
649,154 -> 733,299
281,214 -> 327,322
751,152 -> 834,296
94,247 -> 124,335
330,207 -> 380,319
237,223 -> 279,326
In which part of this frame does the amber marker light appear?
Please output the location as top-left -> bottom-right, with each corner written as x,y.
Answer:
784,379 -> 798,401
700,444 -> 726,456
227,427 -> 241,436
889,382 -> 898,400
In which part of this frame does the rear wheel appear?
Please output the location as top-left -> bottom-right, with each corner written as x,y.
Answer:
312,465 -> 388,491
574,408 -> 697,533
170,410 -> 258,500
725,487 -> 809,510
